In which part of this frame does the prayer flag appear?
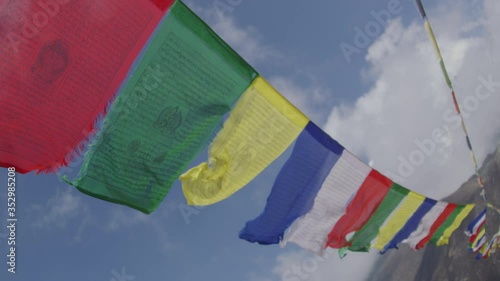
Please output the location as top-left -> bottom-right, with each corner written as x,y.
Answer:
239,122 -> 344,245
181,76 -> 308,206
478,235 -> 498,259
471,227 -> 487,253
466,208 -> 487,238
0,0 -> 174,173
65,1 -> 256,213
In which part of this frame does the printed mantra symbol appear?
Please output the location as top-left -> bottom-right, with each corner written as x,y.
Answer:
31,39 -> 69,83
154,106 -> 183,134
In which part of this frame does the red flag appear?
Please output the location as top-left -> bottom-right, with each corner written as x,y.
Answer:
0,0 -> 174,173
326,170 -> 392,248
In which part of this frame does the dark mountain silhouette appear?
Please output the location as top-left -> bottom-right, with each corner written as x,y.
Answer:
369,146 -> 500,281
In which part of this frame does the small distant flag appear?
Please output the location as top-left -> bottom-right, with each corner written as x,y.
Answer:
466,208 -> 487,238
466,209 -> 487,253
471,227 -> 487,253
476,238 -> 494,260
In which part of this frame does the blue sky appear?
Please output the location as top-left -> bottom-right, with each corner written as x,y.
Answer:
2,0 -> 500,280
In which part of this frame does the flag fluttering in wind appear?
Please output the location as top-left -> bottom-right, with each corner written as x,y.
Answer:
0,0 -> 480,259
471,227 -> 487,253
416,0 -> 500,259
181,76 -> 308,206
0,0 -> 173,173
239,118 -> 474,254
476,237 -> 494,260
465,208 -> 489,256
415,0 -> 482,186
64,1 -> 256,213
466,208 -> 487,245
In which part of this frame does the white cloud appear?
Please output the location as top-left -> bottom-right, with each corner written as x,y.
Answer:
106,208 -> 151,231
32,187 -> 86,228
270,248 -> 378,281
105,202 -> 178,251
31,187 -> 93,242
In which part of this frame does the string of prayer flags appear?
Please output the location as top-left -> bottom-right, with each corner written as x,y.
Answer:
0,0 -> 481,260
415,0 -> 483,186
417,10 -> 500,255
415,0 -> 494,258
64,1 -> 256,214
467,209 -> 488,254
489,233 -> 500,256
239,120 -> 474,254
466,208 -> 487,251
404,204 -> 473,249
181,76 -> 308,206
477,238 -> 494,260
479,203 -> 500,258
0,0 -> 174,173
471,227 -> 487,253
336,192 -> 471,253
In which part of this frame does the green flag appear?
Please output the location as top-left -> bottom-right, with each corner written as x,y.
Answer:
65,1 -> 256,213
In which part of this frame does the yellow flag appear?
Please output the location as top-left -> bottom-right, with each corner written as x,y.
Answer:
424,20 -> 443,61
373,192 -> 425,250
424,20 -> 453,88
181,76 -> 309,206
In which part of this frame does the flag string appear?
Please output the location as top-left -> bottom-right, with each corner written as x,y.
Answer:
415,0 -> 483,188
